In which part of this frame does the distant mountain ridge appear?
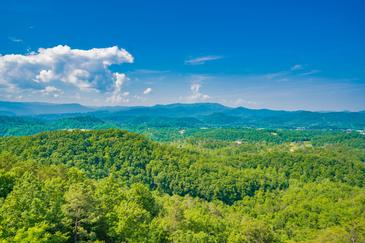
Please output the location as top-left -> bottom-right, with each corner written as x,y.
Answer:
0,101 -> 94,115
1,100 -> 363,116
0,101 -> 365,131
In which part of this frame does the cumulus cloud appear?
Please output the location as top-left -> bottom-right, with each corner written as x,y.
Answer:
143,87 -> 152,94
0,45 -> 133,104
36,69 -> 55,83
40,86 -> 63,98
185,55 -> 223,65
106,73 -> 130,104
187,83 -> 210,101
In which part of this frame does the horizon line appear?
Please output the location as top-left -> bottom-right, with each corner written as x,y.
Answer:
0,99 -> 363,113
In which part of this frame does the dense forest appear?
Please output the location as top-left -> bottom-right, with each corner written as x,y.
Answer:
0,128 -> 364,242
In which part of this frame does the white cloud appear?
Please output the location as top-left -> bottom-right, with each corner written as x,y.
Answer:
35,69 -> 56,83
291,64 -> 304,71
8,37 -> 23,43
185,55 -> 223,65
299,70 -> 321,76
187,83 -> 210,101
233,98 -> 258,107
40,86 -> 63,98
106,73 -> 130,104
0,45 -> 133,104
143,87 -> 152,94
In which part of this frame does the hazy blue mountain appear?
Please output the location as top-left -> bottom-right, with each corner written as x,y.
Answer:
0,101 -> 95,115
0,110 -> 16,116
108,103 -> 228,118
105,105 -> 365,129
0,101 -> 365,132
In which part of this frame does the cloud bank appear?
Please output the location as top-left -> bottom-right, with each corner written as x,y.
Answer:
0,45 -> 133,104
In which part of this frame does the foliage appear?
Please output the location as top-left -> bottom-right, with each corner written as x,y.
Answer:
0,129 -> 364,242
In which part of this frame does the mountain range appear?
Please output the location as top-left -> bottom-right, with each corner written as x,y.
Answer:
0,101 -> 365,132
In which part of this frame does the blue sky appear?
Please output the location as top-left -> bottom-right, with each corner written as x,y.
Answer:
1,0 -> 364,111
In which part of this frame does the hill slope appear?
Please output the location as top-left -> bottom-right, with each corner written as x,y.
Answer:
0,129 -> 364,241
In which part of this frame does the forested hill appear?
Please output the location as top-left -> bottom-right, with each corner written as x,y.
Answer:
1,129 -> 364,204
0,129 -> 364,241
